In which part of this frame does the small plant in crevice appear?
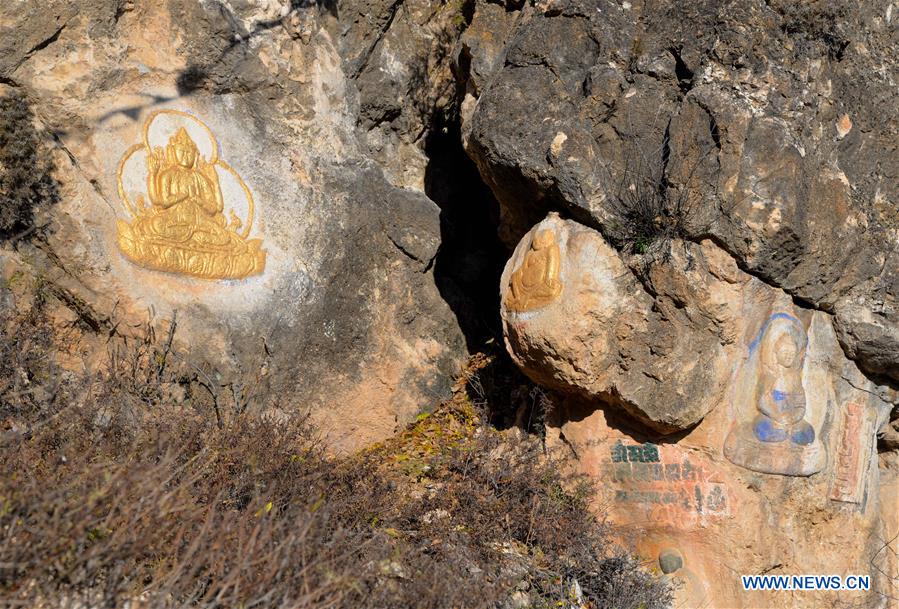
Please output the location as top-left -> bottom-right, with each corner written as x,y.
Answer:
0,92 -> 59,241
774,0 -> 851,60
604,121 -> 720,257
596,96 -> 744,262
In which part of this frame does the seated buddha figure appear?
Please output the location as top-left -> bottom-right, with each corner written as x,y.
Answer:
117,127 -> 265,279
724,312 -> 824,476
506,229 -> 563,312
753,316 -> 815,446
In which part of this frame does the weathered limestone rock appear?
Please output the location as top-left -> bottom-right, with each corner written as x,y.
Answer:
476,5 -> 899,600
2,0 -> 898,604
0,0 -> 468,450
343,0 -> 468,189
548,386 -> 893,608
501,214 -> 743,432
545,352 -> 895,608
461,0 -> 899,382
503,215 -> 897,607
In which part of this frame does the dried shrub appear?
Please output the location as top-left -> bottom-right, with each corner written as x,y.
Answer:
463,349 -> 552,436
0,293 -> 671,609
604,123 -> 719,256
0,92 -> 59,240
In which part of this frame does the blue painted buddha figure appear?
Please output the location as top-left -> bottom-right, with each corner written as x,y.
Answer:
753,314 -> 815,446
723,312 -> 825,476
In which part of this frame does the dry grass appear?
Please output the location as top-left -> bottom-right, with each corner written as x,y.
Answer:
0,284 -> 671,609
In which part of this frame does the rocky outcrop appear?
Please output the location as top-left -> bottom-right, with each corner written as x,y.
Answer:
480,3 -> 899,603
2,0 -> 898,606
501,213 -> 742,432
338,0 -> 468,189
501,212 -> 897,429
546,381 -> 895,608
0,0 -> 472,450
500,214 -> 897,606
460,0 -> 899,383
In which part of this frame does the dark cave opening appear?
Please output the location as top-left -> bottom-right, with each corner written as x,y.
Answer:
422,105 -> 552,434
424,110 -> 508,352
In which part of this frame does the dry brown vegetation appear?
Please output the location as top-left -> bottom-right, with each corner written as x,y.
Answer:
0,279 -> 671,609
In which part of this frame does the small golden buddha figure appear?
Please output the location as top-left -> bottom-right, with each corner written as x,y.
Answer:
117,124 -> 265,279
506,229 -> 563,312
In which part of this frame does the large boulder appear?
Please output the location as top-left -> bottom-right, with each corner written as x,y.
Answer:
500,213 -> 741,432
0,0 -> 470,450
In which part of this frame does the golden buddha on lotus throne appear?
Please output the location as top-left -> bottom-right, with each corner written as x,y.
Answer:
116,110 -> 265,280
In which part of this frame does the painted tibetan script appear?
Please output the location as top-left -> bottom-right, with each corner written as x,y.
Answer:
116,109 -> 265,279
605,443 -> 729,528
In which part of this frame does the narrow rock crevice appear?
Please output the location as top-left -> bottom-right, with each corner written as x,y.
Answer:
425,110 -> 508,350
669,47 -> 694,94
24,23 -> 67,61
386,232 -> 435,271
349,0 -> 405,80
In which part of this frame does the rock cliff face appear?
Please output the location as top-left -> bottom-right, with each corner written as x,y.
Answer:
462,0 -> 899,383
0,0 -> 478,450
2,0 -> 898,606
501,214 -> 896,606
473,1 -> 899,606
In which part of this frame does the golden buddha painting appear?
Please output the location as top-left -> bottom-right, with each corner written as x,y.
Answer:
116,109 -> 266,280
506,229 -> 563,312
